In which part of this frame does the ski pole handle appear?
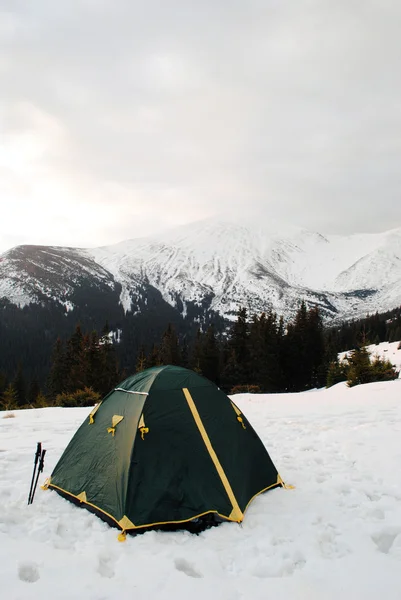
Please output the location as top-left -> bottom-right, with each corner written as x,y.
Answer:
35,442 -> 42,464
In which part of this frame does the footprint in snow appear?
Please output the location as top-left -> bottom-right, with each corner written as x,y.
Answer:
97,552 -> 115,579
371,528 -> 401,554
18,562 -> 40,583
174,558 -> 203,578
317,525 -> 351,559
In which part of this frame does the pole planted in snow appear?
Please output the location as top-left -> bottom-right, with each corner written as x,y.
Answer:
29,448 -> 46,505
28,442 -> 42,505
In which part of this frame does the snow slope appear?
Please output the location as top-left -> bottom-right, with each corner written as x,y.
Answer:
2,379 -> 401,599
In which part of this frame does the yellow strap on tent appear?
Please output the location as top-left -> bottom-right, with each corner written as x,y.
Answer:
89,402 -> 102,424
118,531 -> 127,542
107,415 -> 124,436
41,477 -> 51,490
138,414 -> 149,440
237,416 -> 246,430
277,473 -> 295,489
231,402 -> 246,429
139,427 -> 149,440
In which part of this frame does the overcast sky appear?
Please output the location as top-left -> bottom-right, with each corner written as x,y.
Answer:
1,0 -> 400,252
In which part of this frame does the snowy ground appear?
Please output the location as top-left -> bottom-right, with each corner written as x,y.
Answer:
1,379 -> 401,600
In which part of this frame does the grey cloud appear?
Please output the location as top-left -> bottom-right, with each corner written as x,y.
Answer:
0,0 -> 400,251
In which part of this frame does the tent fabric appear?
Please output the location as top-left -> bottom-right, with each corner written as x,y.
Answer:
47,365 -> 281,532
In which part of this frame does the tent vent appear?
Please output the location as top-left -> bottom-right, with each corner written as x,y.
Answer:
138,414 -> 149,440
107,415 -> 124,436
89,402 -> 102,424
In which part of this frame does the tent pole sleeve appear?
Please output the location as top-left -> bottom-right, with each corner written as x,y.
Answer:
182,387 -> 243,522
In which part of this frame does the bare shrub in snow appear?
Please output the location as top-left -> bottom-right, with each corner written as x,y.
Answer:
230,384 -> 261,395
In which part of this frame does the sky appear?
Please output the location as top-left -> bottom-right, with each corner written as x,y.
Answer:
1,0 -> 401,253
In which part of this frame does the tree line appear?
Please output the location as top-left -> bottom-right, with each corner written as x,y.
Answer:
1,302 -> 400,410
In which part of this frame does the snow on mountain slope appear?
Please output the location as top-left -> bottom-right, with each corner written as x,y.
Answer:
2,379 -> 401,599
88,217 -> 401,319
0,244 -> 118,308
89,218 -> 334,317
1,217 -> 400,320
266,227 -> 401,291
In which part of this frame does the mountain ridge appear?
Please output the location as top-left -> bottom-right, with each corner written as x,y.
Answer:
1,217 -> 400,322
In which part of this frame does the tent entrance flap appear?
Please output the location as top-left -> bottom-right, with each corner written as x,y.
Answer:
182,387 -> 243,522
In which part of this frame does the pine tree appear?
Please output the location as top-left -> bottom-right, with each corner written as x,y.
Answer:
248,314 -> 264,388
199,325 -> 220,383
225,307 -> 250,385
347,346 -> 373,387
249,310 -> 283,392
98,324 -> 119,396
28,378 -> 40,405
283,303 -> 326,392
370,356 -> 399,382
35,391 -> 48,408
87,331 -> 102,389
306,306 -> 326,388
282,302 -> 308,391
0,371 -> 7,397
180,339 -> 190,368
65,325 -> 85,392
135,345 -> 147,373
221,349 -> 241,392
1,383 -> 18,410
147,344 -> 162,368
347,346 -> 399,387
189,329 -> 203,374
160,323 -> 180,365
326,359 -> 348,388
47,337 -> 68,399
13,363 -> 26,407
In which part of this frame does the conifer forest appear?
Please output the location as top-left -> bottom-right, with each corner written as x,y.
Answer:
0,301 -> 400,410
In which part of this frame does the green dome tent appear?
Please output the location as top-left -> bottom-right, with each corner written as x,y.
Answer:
45,365 -> 284,538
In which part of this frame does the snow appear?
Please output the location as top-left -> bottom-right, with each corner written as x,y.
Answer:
2,379 -> 401,599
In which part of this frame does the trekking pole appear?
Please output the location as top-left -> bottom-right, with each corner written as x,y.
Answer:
29,448 -> 46,505
28,442 -> 42,505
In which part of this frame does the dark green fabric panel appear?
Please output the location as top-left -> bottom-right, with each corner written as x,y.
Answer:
189,388 -> 278,512
51,390 -> 146,522
125,389 -> 232,527
117,365 -> 211,394
150,367 -> 211,392
116,367 -> 165,394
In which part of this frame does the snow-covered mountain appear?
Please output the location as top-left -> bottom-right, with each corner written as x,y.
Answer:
1,216 -> 400,322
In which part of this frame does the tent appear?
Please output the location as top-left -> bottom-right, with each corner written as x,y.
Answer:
44,365 -> 284,538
